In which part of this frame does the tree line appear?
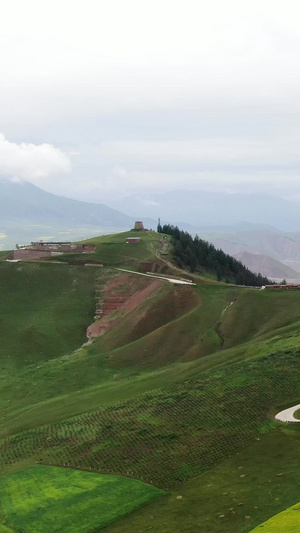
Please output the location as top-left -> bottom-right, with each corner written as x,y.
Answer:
158,223 -> 272,286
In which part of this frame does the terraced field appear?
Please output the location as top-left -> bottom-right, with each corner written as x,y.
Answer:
0,350 -> 299,486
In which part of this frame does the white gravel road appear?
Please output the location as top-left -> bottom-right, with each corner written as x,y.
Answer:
115,268 -> 196,285
275,404 -> 300,422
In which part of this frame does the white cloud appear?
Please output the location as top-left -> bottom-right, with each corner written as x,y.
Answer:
1,1 -> 300,204
99,137 -> 300,168
2,0 -> 300,131
0,134 -> 71,182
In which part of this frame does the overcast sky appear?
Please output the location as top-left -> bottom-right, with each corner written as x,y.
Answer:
1,0 -> 300,205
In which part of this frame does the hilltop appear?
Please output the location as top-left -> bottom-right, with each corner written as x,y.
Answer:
2,229 -> 300,532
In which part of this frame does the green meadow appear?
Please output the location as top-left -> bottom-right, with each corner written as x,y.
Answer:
2,230 -> 300,531
0,261 -> 97,369
0,465 -> 164,532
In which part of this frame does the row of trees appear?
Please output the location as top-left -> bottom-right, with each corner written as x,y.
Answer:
158,224 -> 272,286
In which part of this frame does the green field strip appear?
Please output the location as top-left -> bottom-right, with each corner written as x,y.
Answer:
0,466 -> 165,533
250,503 -> 300,532
0,525 -> 15,532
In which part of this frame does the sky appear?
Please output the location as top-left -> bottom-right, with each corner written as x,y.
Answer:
1,0 -> 300,205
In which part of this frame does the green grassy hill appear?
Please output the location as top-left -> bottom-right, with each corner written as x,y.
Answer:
2,230 -> 300,532
84,230 -> 164,266
54,230 -> 173,270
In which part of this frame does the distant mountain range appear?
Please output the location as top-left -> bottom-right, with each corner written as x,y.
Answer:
197,229 -> 300,281
3,181 -> 300,281
200,229 -> 300,260
110,189 -> 300,231
0,181 -> 156,249
233,251 -> 300,282
0,180 -> 136,227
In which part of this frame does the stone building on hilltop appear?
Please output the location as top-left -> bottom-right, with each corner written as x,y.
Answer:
134,221 -> 145,231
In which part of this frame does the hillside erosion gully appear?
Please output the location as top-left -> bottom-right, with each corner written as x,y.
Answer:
87,270 -> 236,349
86,274 -> 162,339
201,299 -> 237,348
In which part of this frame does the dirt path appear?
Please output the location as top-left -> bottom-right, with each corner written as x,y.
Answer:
201,299 -> 236,345
275,404 -> 300,422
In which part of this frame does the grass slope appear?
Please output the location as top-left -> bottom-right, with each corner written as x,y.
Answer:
0,251 -> 12,260
3,349 -> 300,531
103,429 -> 300,533
3,282 -> 300,436
0,261 -> 97,369
250,503 -> 300,532
0,466 -> 164,533
2,350 -> 300,487
4,230 -> 300,531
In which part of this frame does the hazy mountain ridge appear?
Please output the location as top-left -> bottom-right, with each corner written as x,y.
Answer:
195,229 -> 300,281
208,230 -> 300,260
0,180 -> 156,249
0,180 -> 134,226
233,251 -> 300,281
111,190 -> 300,231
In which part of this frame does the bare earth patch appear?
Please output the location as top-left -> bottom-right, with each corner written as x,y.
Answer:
87,275 -> 162,339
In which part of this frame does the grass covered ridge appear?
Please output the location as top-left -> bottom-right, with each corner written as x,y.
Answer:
0,465 -> 165,533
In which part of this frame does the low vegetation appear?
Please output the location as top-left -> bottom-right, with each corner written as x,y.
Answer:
104,428 -> 300,533
0,465 -> 164,532
0,261 -> 97,369
1,350 -> 300,488
2,229 -> 300,531
250,502 -> 300,532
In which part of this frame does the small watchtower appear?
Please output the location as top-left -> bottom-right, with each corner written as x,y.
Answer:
134,221 -> 144,231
